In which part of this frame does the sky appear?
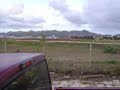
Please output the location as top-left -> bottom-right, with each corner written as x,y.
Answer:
0,0 -> 120,35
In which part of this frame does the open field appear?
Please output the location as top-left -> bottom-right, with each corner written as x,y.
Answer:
0,39 -> 120,79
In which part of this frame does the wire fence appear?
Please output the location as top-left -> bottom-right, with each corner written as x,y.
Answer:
46,42 -> 120,78
1,39 -> 120,77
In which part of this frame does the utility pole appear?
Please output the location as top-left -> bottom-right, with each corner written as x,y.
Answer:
89,42 -> 92,67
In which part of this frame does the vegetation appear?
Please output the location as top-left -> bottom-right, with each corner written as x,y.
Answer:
39,35 -> 46,53
91,60 -> 119,65
0,39 -> 120,77
104,45 -> 117,54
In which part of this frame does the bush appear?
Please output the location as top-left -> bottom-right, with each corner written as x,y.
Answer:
104,45 -> 117,54
15,49 -> 21,53
92,60 -> 118,65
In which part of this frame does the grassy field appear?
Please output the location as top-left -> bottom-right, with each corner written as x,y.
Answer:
1,39 -> 120,78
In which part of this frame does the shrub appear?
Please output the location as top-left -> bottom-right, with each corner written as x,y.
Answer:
91,60 -> 118,64
15,49 -> 21,53
104,45 -> 117,54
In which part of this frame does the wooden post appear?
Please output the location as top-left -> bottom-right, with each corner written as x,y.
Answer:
89,43 -> 92,67
4,37 -> 7,53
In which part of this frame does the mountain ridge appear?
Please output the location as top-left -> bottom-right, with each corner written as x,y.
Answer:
0,30 -> 105,38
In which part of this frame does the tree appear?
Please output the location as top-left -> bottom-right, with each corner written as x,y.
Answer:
39,35 -> 46,53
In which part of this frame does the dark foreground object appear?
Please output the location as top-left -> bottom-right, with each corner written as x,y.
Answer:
0,53 -> 52,90
55,87 -> 120,90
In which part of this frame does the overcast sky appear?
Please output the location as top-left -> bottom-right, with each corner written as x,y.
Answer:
0,0 -> 120,35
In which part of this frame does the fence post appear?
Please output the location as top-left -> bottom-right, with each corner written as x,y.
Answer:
89,42 -> 92,67
4,37 -> 7,53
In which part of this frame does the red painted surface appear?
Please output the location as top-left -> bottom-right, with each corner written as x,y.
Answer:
0,64 -> 19,85
26,61 -> 32,67
0,53 -> 45,88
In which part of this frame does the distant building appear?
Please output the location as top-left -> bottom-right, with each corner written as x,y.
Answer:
47,35 -> 58,39
103,35 -> 113,40
94,36 -> 103,40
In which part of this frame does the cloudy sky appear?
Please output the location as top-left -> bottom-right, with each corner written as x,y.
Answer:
0,0 -> 120,34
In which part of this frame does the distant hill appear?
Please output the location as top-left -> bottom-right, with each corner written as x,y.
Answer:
0,30 -> 102,38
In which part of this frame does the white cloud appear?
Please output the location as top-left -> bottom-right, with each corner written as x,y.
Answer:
0,0 -> 45,29
0,0 -> 120,34
49,0 -> 86,26
83,0 -> 120,34
0,0 -> 24,16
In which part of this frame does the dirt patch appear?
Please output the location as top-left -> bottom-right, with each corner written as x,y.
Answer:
52,79 -> 120,88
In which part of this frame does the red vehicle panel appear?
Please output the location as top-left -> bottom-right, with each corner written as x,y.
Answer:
0,53 -> 46,90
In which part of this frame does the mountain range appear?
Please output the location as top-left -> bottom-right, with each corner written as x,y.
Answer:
0,30 -> 104,38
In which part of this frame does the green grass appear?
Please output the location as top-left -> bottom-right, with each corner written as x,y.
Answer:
0,39 -> 43,53
91,60 -> 119,65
